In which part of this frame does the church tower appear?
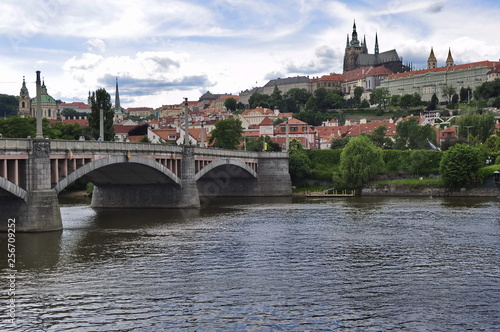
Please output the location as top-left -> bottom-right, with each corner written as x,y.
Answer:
428,47 -> 437,69
446,48 -> 454,67
343,20 -> 368,73
19,76 -> 31,117
374,33 -> 379,55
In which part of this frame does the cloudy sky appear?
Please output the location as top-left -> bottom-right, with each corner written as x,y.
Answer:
1,0 -> 499,108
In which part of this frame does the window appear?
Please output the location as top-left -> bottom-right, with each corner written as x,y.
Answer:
290,126 -> 298,132
21,101 -> 25,108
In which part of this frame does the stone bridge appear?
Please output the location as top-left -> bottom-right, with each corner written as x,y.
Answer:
0,139 -> 291,232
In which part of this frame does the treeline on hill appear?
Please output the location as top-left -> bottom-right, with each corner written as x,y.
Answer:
240,79 -> 500,126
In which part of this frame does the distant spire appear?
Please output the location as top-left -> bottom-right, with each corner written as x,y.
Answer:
115,77 -> 121,113
446,48 -> 454,67
428,47 -> 437,69
375,32 -> 379,55
20,76 -> 28,95
350,19 -> 360,47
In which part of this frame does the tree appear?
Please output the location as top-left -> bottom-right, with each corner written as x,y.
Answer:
369,88 -> 390,109
246,136 -> 282,152
288,139 -> 311,183
440,144 -> 484,191
454,109 -> 496,143
411,92 -> 422,107
394,117 -> 437,150
88,88 -> 115,140
474,79 -> 500,100
335,135 -> 385,190
293,110 -> 323,126
224,97 -> 237,112
370,125 -> 391,148
208,118 -> 243,149
400,94 -> 413,108
128,123 -> 149,136
0,94 -> 18,118
460,87 -> 472,103
330,137 -> 350,149
268,86 -> 284,111
428,93 -> 439,110
390,94 -> 401,107
441,85 -> 456,105
248,92 -> 270,109
353,86 -> 364,106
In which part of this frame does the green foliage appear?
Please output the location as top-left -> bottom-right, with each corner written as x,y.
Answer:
224,97 -> 237,112
369,124 -> 392,148
439,144 -> 485,191
293,109 -> 324,126
408,150 -> 442,176
428,93 -> 439,110
208,118 -> 243,149
0,94 -> 19,117
248,92 -> 270,109
394,117 -> 437,150
246,136 -> 281,152
288,142 -> 312,183
474,78 -> 500,100
139,135 -> 150,143
88,88 -> 115,141
60,108 -> 87,120
306,149 -> 342,180
441,85 -> 456,104
476,165 -> 500,184
454,109 -> 495,143
382,150 -> 412,172
330,137 -> 350,149
369,88 -> 390,109
0,116 -> 36,138
336,135 -> 385,189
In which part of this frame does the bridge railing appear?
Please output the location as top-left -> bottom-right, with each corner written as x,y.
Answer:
0,138 -> 31,151
1,138 -> 289,159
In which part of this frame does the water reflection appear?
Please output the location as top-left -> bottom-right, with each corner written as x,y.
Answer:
0,196 -> 499,331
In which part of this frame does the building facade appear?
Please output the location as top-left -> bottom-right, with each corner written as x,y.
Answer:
381,58 -> 500,101
30,79 -> 58,120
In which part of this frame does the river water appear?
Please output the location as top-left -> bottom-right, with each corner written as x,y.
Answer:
1,196 -> 499,331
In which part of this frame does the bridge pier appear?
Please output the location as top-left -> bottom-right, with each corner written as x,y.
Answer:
1,140 -> 62,232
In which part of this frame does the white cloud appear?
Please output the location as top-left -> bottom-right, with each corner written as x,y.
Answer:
86,39 -> 106,53
0,0 -> 499,108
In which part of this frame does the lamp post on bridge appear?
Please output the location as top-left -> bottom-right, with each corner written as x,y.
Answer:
35,71 -> 43,139
183,98 -> 190,146
99,103 -> 104,141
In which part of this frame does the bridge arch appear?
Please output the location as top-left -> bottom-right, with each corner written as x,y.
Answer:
54,155 -> 181,194
0,177 -> 27,201
195,158 -> 257,181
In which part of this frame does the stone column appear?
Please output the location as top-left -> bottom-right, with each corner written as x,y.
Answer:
256,153 -> 292,196
13,140 -> 62,232
179,146 -> 200,208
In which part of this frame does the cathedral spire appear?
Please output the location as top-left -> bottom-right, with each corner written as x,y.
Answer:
20,76 -> 28,95
375,32 -> 379,55
350,19 -> 359,47
446,48 -> 454,67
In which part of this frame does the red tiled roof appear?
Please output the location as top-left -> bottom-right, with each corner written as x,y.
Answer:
343,66 -> 393,82
259,116 -> 274,126
312,73 -> 343,82
62,119 -> 89,126
152,128 -> 177,140
387,61 -> 500,80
